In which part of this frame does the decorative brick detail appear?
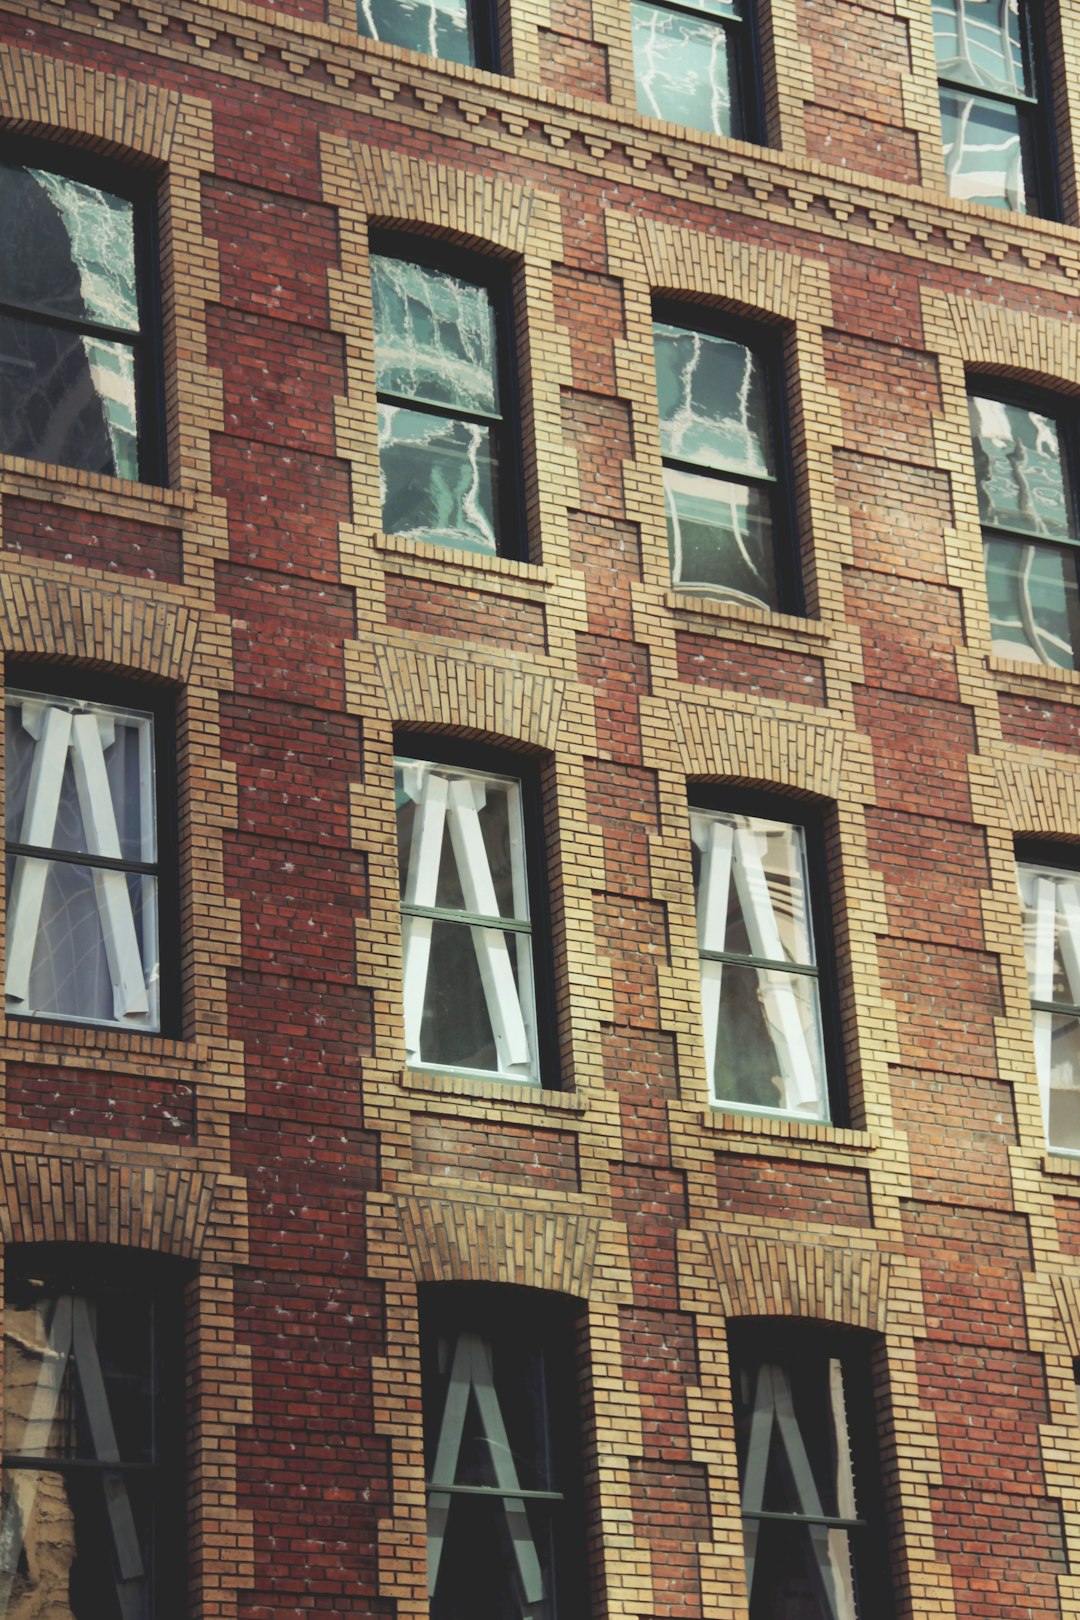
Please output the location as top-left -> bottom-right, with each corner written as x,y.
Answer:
0,1153 -> 217,1255
375,644 -> 566,747
703,1232 -> 894,1330
393,1194 -> 602,1293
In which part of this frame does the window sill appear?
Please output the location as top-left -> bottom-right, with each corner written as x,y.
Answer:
375,531 -> 552,590
663,588 -> 831,643
1042,1148 -> 1080,1180
3,1018 -> 196,1067
672,1098 -> 876,1157
988,654 -> 1080,698
0,455 -> 191,516
401,1066 -> 587,1114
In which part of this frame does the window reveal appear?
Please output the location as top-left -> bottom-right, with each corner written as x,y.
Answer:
395,759 -> 538,1081
691,807 -> 828,1118
373,255 -> 509,555
968,391 -> 1080,669
632,0 -> 749,138
1018,859 -> 1080,1153
0,158 -> 153,481
653,317 -> 785,609
5,691 -> 161,1031
933,0 -> 1048,213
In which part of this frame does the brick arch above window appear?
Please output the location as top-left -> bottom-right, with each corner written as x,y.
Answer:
0,1153 -> 219,1258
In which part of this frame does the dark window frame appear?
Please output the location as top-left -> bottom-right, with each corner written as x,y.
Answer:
0,135 -> 166,486
968,376 -> 1080,666
419,1283 -> 588,1620
689,784 -> 846,1124
370,230 -> 527,561
2,1243 -> 190,1620
631,0 -> 763,142
934,0 -> 1059,219
393,730 -> 559,1088
727,1319 -> 895,1620
354,0 -> 501,73
653,299 -> 801,615
4,663 -> 181,1037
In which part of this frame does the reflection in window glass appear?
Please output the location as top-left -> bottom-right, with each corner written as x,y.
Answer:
0,161 -> 146,479
421,1289 -> 584,1620
4,691 -> 161,1031
0,1254 -> 185,1620
632,0 -> 742,136
373,255 -> 508,553
932,0 -> 1047,214
691,807 -> 828,1118
969,392 -> 1080,668
729,1328 -> 891,1620
356,0 -> 476,63
653,319 -> 782,608
395,758 -> 538,1081
1018,860 -> 1080,1153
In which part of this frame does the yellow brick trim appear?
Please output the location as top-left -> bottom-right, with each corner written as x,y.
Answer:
701,1229 -> 896,1328
649,694 -> 871,799
392,1193 -> 605,1293
375,642 -> 566,749
0,572 -> 201,681
0,1152 -> 217,1255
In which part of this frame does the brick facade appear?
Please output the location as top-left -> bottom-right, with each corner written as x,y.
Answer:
3,0 -> 1080,1614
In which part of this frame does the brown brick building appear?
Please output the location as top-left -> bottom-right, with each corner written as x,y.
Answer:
2,0 -> 1080,1613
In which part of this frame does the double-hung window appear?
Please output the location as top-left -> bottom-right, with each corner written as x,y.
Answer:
933,0 -> 1052,214
5,678 -> 174,1033
653,311 -> 792,611
0,1249 -> 186,1619
968,388 -> 1080,669
729,1324 -> 893,1620
0,148 -> 161,482
632,0 -> 756,139
372,245 -> 519,558
394,753 -> 544,1083
355,0 -> 496,66
421,1287 -> 586,1620
1017,852 -> 1080,1153
691,802 -> 833,1119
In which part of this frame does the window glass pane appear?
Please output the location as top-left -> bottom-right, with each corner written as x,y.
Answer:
395,764 -> 523,920
0,314 -> 138,480
357,0 -> 475,61
0,164 -> 139,333
401,915 -> 535,1075
1042,1010 -> 1080,1153
4,857 -> 159,1029
379,404 -> 498,553
632,1 -> 740,137
741,1515 -> 859,1620
5,698 -> 156,863
969,396 -> 1073,541
426,1332 -> 558,1492
984,535 -> 1080,668
940,87 -> 1036,210
705,958 -> 827,1115
693,813 -> 815,965
373,258 -> 498,417
932,0 -> 1030,94
665,467 -> 778,608
654,324 -> 772,476
428,1492 -> 558,1620
733,1354 -> 857,1519
1018,864 -> 1080,1006
0,1466 -> 155,1620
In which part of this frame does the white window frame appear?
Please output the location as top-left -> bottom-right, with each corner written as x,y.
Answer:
691,805 -> 830,1119
5,689 -> 160,1031
395,757 -> 539,1084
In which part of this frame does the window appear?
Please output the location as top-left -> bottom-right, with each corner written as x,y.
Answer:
0,146 -> 162,482
632,0 -> 756,139
0,1248 -> 187,1619
355,0 -> 497,66
729,1324 -> 893,1620
691,800 -> 833,1119
653,310 -> 793,611
394,750 -> 548,1083
933,0 -> 1052,214
372,244 -> 520,557
4,676 -> 176,1033
1017,851 -> 1080,1153
421,1287 -> 586,1620
968,388 -> 1080,669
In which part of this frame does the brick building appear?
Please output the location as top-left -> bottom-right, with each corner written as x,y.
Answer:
3,0 -> 1080,1614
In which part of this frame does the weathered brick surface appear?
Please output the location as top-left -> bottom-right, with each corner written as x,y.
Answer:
717,1153 -> 873,1226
